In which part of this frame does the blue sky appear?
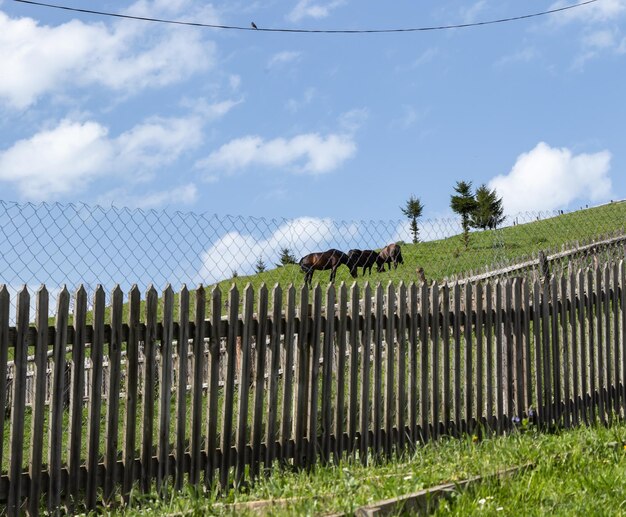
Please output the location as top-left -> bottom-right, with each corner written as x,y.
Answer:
0,0 -> 624,221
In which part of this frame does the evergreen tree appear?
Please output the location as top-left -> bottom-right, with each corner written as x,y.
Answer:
450,180 -> 478,249
400,195 -> 424,244
277,247 -> 297,266
471,184 -> 505,230
255,256 -> 266,273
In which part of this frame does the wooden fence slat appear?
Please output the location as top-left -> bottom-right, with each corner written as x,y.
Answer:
104,286 -> 124,500
551,277 -> 562,425
372,285 -> 384,456
453,282 -> 462,437
220,285 -> 239,488
431,283 -> 440,440
8,287 -> 30,515
523,279 -> 533,414
0,287 -> 9,477
542,279 -> 552,426
67,286 -> 86,501
612,263 -> 620,414
306,285 -> 323,466
141,286 -> 158,493
587,269 -> 596,423
157,285 -> 174,492
442,283 -> 452,436
279,285 -> 296,463
360,283 -> 372,464
603,265 -> 612,422
265,284 -> 283,468
47,287 -> 69,512
504,280 -> 514,428
384,283 -> 396,456
347,283 -> 359,456
514,279 -> 524,421
201,286 -> 215,487
465,283 -> 474,433
475,283 -> 484,429
621,261 -> 626,414
122,285 -> 141,501
579,269 -> 589,425
396,282 -> 407,451
420,281 -> 430,442
251,284 -> 269,477
293,286 -> 309,468
495,281 -> 504,433
408,283 -> 418,443
560,276 -> 570,428
235,285 -> 254,485
485,283 -> 494,432
570,272 -> 580,427
594,267 -> 605,424
321,285 -> 335,463
28,287 -> 48,517
174,286 -> 190,490
335,283 -> 348,460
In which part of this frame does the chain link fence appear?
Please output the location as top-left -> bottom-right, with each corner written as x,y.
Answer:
1,199 -> 625,322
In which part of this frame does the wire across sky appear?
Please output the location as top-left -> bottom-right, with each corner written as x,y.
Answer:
11,0 -> 599,34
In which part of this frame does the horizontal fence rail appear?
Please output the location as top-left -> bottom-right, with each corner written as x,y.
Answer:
1,261 -> 626,513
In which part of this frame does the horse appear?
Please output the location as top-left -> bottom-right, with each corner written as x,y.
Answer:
347,249 -> 380,277
377,243 -> 404,272
299,249 -> 355,288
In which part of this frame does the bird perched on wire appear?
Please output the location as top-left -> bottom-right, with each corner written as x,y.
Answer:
251,21 -> 258,29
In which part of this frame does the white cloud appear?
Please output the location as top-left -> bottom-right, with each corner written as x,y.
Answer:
488,142 -> 612,214
461,1 -> 488,24
495,47 -> 538,67
0,115 -> 204,200
287,0 -> 346,22
197,132 -> 357,175
267,51 -> 302,69
549,0 -> 626,24
0,2 -> 217,109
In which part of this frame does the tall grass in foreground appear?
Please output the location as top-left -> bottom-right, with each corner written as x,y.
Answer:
111,420 -> 626,516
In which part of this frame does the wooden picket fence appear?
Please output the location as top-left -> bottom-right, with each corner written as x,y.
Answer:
1,260 -> 626,514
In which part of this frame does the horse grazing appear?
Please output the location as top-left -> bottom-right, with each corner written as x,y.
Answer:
347,249 -> 380,277
377,243 -> 404,272
299,249 -> 354,288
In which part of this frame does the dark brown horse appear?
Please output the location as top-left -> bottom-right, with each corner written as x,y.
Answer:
347,249 -> 380,277
377,243 -> 404,272
299,249 -> 354,287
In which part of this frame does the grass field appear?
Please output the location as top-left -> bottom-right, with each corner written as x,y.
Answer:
114,419 -> 626,516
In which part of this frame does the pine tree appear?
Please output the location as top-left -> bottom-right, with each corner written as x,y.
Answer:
450,180 -> 478,249
255,256 -> 266,273
400,195 -> 424,244
277,247 -> 297,266
471,184 -> 505,230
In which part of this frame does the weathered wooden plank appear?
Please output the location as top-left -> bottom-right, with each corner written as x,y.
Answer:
157,285 -> 174,492
579,269 -> 589,425
220,285 -> 239,487
485,282 -> 494,432
621,261 -> 626,414
28,287 -> 49,517
8,287 -> 29,515
453,282 -> 462,436
442,283 -> 451,436
465,282 -> 474,433
201,286 -> 216,487
523,279 -> 532,415
47,286 -> 69,512
265,284 -> 283,468
475,282 -> 484,428
122,285 -> 141,501
140,286 -> 158,493
420,281 -> 430,442
279,285 -> 296,463
408,283 -> 418,443
594,267 -> 605,424
104,286 -> 124,500
0,286 -> 9,478
504,280 -> 513,428
431,283 -> 441,440
68,285 -> 87,501
306,285 -> 323,466
541,279 -> 552,426
174,285 -> 189,490
293,286 -> 309,468
335,283 -> 348,460
321,285 -> 335,463
570,272 -> 580,427
384,283 -> 396,456
603,265 -> 612,422
514,279 -> 524,421
495,281 -> 504,433
612,262 -> 620,414
360,283 -> 372,463
235,284 -> 254,485
549,276 -> 561,426
560,276 -> 571,428
251,284 -> 269,477
372,284 -> 384,456
587,269 -> 597,422
396,282 -> 407,452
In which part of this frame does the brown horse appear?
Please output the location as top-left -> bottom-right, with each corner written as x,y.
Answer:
299,249 -> 354,287
347,249 -> 380,277
377,243 -> 404,272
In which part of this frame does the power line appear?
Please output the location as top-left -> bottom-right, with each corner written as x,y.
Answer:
11,0 -> 598,34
